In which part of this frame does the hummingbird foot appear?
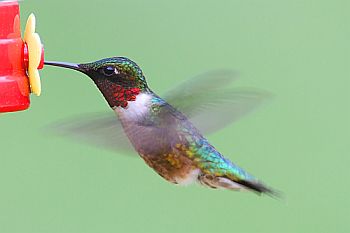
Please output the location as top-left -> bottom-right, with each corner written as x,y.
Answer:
198,174 -> 246,190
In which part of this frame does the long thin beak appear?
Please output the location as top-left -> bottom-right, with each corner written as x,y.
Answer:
44,61 -> 86,73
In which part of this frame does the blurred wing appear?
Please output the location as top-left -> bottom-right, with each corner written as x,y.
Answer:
164,70 -> 238,115
44,112 -> 135,154
119,103 -> 190,156
45,70 -> 271,153
184,88 -> 271,134
164,70 -> 272,133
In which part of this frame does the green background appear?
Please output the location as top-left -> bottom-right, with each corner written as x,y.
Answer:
1,0 -> 349,232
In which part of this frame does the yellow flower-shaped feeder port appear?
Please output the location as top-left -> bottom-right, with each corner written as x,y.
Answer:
23,13 -> 43,96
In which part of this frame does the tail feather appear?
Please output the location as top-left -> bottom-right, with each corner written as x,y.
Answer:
237,179 -> 280,198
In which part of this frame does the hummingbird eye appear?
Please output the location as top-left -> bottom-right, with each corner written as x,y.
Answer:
101,66 -> 117,76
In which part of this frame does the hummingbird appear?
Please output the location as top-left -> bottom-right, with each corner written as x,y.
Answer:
45,57 -> 276,196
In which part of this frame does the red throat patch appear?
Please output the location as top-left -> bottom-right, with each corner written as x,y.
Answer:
112,85 -> 140,108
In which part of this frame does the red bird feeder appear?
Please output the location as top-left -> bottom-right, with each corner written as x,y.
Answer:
0,0 -> 44,113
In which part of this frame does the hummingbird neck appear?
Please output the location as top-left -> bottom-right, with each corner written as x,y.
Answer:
114,91 -> 154,123
110,84 -> 142,108
93,78 -> 150,109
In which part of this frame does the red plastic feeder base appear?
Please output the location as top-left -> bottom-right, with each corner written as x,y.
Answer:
0,1 -> 30,113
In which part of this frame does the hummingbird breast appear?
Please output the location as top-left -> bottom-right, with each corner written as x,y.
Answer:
115,92 -> 204,184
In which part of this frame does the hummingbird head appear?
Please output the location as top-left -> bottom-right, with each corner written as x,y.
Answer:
45,57 -> 149,108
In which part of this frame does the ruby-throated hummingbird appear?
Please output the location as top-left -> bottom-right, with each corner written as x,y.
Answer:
45,57 -> 276,196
